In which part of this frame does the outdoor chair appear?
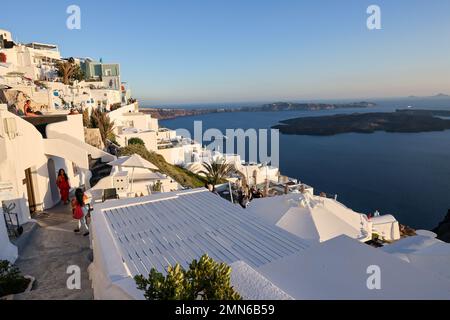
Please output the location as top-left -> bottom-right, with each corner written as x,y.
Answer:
102,188 -> 119,202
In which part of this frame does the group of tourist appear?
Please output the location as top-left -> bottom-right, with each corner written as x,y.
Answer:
205,181 -> 265,209
56,169 -> 90,237
237,185 -> 264,209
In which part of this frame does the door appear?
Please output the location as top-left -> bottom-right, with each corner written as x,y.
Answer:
24,168 -> 37,214
47,159 -> 60,204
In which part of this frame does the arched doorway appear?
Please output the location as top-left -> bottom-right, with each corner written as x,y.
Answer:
47,159 -> 59,205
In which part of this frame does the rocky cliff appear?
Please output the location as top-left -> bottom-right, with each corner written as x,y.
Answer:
433,210 -> 450,243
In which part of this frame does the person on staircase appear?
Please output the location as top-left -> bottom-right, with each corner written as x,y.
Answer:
71,188 -> 89,237
56,169 -> 71,205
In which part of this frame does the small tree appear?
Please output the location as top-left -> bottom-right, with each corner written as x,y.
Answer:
0,260 -> 30,297
128,137 -> 145,146
199,158 -> 235,186
135,254 -> 241,300
56,57 -> 84,85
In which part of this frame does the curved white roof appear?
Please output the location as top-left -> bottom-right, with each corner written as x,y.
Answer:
248,193 -> 371,243
257,235 -> 450,300
382,235 -> 450,280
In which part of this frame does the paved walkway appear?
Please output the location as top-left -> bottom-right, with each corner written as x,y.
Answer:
13,203 -> 93,300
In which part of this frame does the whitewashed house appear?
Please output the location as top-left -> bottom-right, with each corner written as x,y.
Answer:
0,103 -> 114,262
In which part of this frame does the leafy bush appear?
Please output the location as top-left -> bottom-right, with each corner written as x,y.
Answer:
119,144 -> 206,188
135,254 -> 241,300
0,260 -> 30,297
127,137 -> 145,146
151,180 -> 162,192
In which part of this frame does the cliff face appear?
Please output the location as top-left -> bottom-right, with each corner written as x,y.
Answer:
433,210 -> 450,243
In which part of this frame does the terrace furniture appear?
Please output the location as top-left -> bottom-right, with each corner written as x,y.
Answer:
2,202 -> 23,237
102,188 -> 119,202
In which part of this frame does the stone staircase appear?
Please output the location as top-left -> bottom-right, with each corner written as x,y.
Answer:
89,156 -> 112,188
12,204 -> 93,300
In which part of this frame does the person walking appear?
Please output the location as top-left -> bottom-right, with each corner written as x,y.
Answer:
56,169 -> 71,205
72,188 -> 89,236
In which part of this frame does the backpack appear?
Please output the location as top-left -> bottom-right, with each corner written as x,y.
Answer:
73,204 -> 84,220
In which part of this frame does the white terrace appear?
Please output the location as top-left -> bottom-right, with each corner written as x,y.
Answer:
90,188 -> 450,300
90,189 -> 310,299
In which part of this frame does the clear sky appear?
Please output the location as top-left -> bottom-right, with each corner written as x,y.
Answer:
1,0 -> 450,105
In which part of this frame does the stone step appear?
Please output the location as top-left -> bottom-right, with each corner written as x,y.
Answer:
10,221 -> 39,253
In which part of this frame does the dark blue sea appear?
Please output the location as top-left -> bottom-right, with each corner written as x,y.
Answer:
153,98 -> 450,230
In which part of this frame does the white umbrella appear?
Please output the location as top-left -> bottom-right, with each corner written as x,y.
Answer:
108,154 -> 158,192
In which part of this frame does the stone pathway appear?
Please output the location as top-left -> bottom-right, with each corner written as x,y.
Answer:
13,203 -> 93,300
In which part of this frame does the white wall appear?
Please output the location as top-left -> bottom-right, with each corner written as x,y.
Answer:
0,206 -> 18,263
90,89 -> 122,109
46,114 -> 85,142
107,103 -> 137,122
0,108 -> 95,224
156,129 -> 176,141
116,131 -> 157,152
0,44 -> 60,81
0,109 -> 54,218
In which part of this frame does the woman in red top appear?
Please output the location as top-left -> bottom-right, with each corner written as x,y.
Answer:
56,169 -> 70,205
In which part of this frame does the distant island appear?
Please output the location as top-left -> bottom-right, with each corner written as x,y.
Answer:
141,101 -> 376,120
407,93 -> 450,99
273,109 -> 450,136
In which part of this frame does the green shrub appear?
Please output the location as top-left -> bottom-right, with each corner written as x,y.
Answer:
127,137 -> 145,146
151,180 -> 162,192
0,260 -> 30,297
135,254 -> 241,300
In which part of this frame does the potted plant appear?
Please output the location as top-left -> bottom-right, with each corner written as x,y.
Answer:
135,254 -> 241,300
0,260 -> 35,300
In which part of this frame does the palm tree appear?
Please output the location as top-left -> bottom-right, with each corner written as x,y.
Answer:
91,109 -> 115,147
199,158 -> 235,186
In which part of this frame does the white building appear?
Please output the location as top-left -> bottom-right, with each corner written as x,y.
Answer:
247,192 -> 400,243
89,189 -> 450,300
86,166 -> 180,203
0,30 -> 61,83
106,103 -> 201,167
0,103 -> 115,262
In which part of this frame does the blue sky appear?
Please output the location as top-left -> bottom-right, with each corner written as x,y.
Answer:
1,0 -> 450,105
